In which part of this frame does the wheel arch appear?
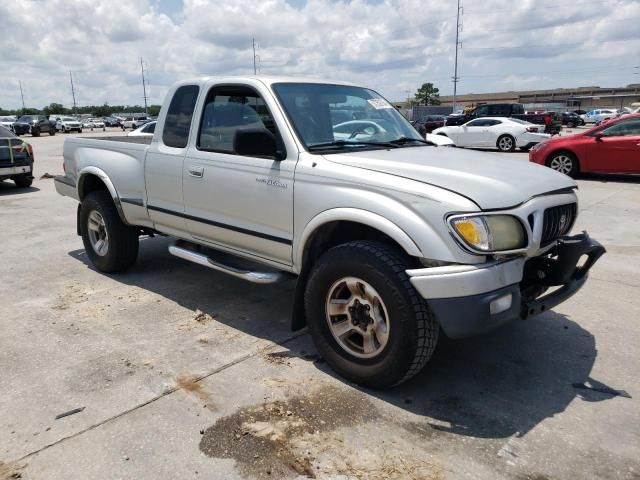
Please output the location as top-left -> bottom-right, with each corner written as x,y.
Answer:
291,210 -> 423,331
77,167 -> 128,225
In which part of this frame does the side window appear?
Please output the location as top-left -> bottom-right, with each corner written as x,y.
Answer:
466,119 -> 486,127
197,86 -> 276,154
600,119 -> 640,137
163,85 -> 199,148
487,120 -> 501,126
475,105 -> 488,116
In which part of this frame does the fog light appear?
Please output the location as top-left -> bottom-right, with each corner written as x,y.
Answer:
490,293 -> 513,315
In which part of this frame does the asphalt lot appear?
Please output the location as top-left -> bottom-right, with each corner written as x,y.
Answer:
1,128 -> 639,480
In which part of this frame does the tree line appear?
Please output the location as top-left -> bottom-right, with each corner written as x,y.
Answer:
0,103 -> 162,117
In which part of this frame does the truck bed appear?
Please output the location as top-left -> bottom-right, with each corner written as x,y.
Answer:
83,136 -> 152,145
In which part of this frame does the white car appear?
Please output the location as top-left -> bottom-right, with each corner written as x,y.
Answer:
88,118 -> 106,130
580,109 -> 619,124
333,120 -> 455,147
122,117 -> 148,130
56,117 -> 83,133
127,121 -> 156,137
0,116 -> 16,130
432,117 -> 550,152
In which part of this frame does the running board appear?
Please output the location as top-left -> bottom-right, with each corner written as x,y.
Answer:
168,244 -> 289,284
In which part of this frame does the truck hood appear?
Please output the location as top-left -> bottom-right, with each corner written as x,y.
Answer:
326,146 -> 576,210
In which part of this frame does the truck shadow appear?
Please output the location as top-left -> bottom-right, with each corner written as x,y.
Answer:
68,237 -> 622,440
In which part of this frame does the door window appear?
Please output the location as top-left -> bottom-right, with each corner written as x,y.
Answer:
600,119 -> 640,137
163,85 -> 200,148
197,86 -> 277,154
466,119 -> 489,127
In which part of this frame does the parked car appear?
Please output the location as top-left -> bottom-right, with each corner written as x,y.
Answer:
529,114 -> 640,177
102,117 -> 121,127
54,76 -> 604,388
89,118 -> 104,128
415,115 -> 446,133
0,126 -> 34,188
56,117 -> 83,133
12,115 -> 56,137
580,109 -> 618,124
444,113 -> 468,126
433,117 -> 549,152
471,103 -> 525,118
0,116 -> 16,130
127,121 -> 156,137
121,117 -> 149,130
560,112 -> 584,128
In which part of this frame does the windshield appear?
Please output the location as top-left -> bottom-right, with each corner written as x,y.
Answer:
272,83 -> 423,151
61,117 -> 76,122
17,116 -> 33,122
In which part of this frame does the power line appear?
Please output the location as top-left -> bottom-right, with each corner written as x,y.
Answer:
140,57 -> 149,114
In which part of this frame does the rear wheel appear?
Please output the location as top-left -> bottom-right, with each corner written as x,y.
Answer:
78,129 -> 83,133
567,121 -> 575,128
305,241 -> 439,388
13,176 -> 33,188
547,151 -> 579,178
49,127 -> 55,136
497,134 -> 515,152
80,191 -> 139,272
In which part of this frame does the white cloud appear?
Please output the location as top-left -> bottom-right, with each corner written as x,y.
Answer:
1,0 -> 639,109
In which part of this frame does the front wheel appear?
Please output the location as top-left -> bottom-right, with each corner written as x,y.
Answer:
547,151 -> 579,178
31,128 -> 40,137
305,241 -> 439,388
80,191 -> 139,273
567,121 -> 575,128
49,128 -> 55,136
496,134 -> 515,152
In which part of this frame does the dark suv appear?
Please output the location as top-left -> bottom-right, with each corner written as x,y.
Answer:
560,112 -> 584,128
12,115 -> 56,137
0,127 -> 34,188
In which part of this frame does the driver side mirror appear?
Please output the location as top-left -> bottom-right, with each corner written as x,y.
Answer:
594,133 -> 604,142
233,127 -> 284,160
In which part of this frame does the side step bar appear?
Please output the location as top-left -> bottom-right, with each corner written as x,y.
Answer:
168,244 -> 289,284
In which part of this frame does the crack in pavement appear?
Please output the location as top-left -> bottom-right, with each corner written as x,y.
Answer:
15,329 -> 308,463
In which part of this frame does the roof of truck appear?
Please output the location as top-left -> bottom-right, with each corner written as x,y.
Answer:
172,75 -> 358,88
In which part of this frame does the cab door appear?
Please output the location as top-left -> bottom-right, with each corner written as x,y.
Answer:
182,82 -> 296,267
587,118 -> 640,172
460,119 -> 489,147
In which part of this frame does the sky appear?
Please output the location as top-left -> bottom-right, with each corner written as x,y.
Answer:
1,0 -> 639,110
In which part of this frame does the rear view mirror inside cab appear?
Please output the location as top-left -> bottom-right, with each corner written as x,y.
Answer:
321,94 -> 348,104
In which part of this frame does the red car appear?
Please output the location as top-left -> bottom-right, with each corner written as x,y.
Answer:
529,114 -> 640,177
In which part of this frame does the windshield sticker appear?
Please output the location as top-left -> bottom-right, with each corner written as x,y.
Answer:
367,98 -> 393,110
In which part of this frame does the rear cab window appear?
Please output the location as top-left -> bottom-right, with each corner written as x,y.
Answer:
163,85 -> 200,148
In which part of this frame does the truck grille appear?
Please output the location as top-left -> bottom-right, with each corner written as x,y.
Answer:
541,203 -> 577,246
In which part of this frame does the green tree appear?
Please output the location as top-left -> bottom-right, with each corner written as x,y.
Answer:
42,103 -> 67,116
414,83 -> 441,105
148,105 -> 161,116
93,104 -> 113,117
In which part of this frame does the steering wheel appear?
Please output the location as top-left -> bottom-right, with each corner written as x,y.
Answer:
348,125 -> 377,139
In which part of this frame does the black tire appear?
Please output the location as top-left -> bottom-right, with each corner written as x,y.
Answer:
304,241 -> 439,388
567,121 -> 575,128
13,176 -> 33,188
78,129 -> 83,133
546,151 -> 579,178
49,127 -> 55,136
80,191 -> 139,273
519,147 -> 531,152
32,128 -> 40,137
496,134 -> 515,152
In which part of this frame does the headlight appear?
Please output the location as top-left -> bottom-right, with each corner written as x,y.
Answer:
449,215 -> 526,253
530,141 -> 549,153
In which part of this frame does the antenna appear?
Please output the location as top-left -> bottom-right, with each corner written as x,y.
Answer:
140,57 -> 149,114
19,81 -> 26,114
69,71 -> 77,113
452,0 -> 463,112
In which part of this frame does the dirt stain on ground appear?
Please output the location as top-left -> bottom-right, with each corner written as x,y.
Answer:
0,461 -> 24,480
199,385 -> 376,478
177,375 -> 216,411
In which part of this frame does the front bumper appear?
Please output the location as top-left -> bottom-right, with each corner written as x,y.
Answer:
13,124 -> 30,134
408,232 -> 605,339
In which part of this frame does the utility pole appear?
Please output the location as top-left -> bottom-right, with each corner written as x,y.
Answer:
452,0 -> 463,113
69,71 -> 77,113
252,38 -> 258,75
140,57 -> 149,114
19,81 -> 26,114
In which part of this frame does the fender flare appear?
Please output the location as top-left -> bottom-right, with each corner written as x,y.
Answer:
294,208 -> 423,269
77,166 -> 129,224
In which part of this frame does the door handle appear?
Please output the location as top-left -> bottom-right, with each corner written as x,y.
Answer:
188,166 -> 204,178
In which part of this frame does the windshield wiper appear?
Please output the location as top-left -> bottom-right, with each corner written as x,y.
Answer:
388,136 -> 434,146
307,140 -> 398,150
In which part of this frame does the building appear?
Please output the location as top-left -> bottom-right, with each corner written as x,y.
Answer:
397,84 -> 640,113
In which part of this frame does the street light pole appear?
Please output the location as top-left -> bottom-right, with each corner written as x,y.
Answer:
452,0 -> 462,113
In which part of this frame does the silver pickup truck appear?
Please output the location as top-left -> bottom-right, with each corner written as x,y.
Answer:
55,76 -> 604,388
